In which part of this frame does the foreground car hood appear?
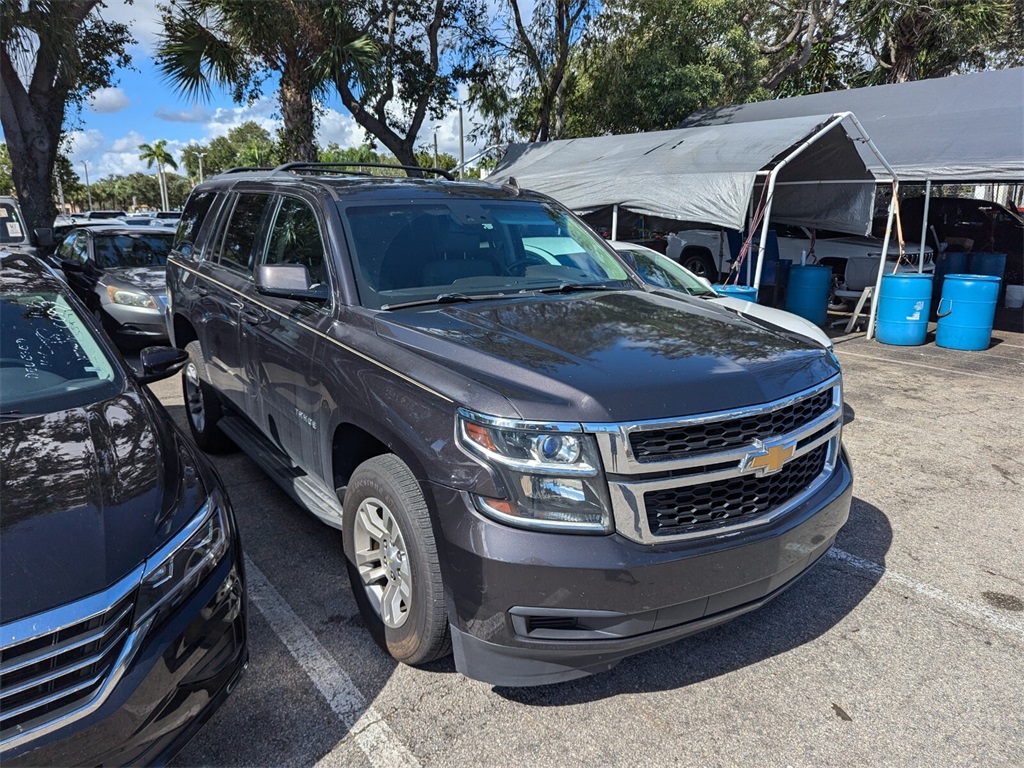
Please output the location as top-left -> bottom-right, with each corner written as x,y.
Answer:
0,389 -> 206,622
106,266 -> 167,294
376,290 -> 838,422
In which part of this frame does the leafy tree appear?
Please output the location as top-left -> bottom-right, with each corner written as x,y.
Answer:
0,143 -> 13,195
320,0 -> 490,169
0,1 -> 132,231
156,0 -> 375,162
565,0 -> 766,135
138,139 -> 178,210
852,0 -> 1014,84
504,1 -> 597,141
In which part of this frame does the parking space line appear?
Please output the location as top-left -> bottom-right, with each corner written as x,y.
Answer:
827,548 -> 1024,640
245,557 -> 420,768
835,351 -> 1021,382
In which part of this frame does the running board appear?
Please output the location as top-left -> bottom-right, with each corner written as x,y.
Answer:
218,416 -> 345,530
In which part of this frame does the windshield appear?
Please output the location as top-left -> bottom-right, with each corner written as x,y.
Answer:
1,201 -> 27,244
93,232 -> 173,268
341,199 -> 634,310
616,247 -> 715,295
0,290 -> 123,416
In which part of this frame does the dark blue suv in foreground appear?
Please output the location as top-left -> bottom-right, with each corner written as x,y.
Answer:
0,252 -> 247,765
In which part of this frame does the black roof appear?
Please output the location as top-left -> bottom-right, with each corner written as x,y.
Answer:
1,251 -> 64,291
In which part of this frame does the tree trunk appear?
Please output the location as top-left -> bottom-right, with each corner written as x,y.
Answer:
279,57 -> 318,163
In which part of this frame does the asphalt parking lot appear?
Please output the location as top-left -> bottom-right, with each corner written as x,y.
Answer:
149,308 -> 1024,767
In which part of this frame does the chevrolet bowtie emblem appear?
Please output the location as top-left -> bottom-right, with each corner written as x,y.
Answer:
744,440 -> 797,476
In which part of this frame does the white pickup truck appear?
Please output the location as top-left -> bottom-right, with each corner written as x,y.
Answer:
666,224 -> 934,304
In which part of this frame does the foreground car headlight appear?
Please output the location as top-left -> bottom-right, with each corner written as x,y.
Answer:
135,497 -> 230,627
457,409 -> 612,534
107,285 -> 157,308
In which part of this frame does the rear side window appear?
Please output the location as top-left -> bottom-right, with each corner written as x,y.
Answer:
172,191 -> 218,260
0,201 -> 26,244
263,197 -> 328,284
216,193 -> 270,274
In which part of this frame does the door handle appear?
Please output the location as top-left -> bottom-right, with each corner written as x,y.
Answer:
196,285 -> 209,297
240,309 -> 263,325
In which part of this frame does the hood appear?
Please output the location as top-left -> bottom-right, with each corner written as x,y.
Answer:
375,290 -> 838,423
0,388 -> 207,623
709,295 -> 833,349
106,266 -> 167,294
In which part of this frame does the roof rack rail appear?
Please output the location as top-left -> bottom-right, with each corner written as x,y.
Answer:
273,161 -> 456,182
221,166 -> 277,174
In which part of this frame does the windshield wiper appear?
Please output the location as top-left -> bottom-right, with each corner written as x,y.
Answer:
0,410 -> 25,419
526,282 -> 619,295
381,291 -> 510,310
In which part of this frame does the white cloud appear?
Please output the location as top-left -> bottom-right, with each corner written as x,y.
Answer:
88,87 -> 130,114
155,105 -> 212,124
110,131 -> 146,153
102,0 -> 164,54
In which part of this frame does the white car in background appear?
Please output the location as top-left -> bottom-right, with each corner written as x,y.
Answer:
609,240 -> 834,350
665,225 -> 934,304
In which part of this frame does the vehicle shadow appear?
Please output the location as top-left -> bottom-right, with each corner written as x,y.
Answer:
494,496 -> 891,706
161,403 -> 400,768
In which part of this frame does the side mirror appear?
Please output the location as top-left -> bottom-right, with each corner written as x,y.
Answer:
135,346 -> 189,385
255,263 -> 329,302
33,228 -> 54,248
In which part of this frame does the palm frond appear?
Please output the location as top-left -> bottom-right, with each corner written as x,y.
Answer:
155,11 -> 245,102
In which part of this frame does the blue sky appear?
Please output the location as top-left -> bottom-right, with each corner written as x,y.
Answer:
22,0 -> 485,181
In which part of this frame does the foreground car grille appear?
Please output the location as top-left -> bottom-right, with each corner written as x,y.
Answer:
585,376 -> 843,544
0,570 -> 147,750
629,389 -> 832,461
644,445 -> 828,536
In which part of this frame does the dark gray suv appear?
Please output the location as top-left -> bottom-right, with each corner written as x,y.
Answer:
165,164 -> 853,686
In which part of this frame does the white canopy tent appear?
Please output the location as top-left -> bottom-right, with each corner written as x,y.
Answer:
489,112 -> 899,314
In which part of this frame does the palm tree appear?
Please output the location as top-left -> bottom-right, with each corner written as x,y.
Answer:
156,0 -> 376,163
138,139 -> 177,211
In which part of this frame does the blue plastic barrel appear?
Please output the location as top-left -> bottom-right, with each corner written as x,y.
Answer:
876,273 -> 933,346
713,284 -> 758,302
785,265 -> 832,326
936,274 -> 1000,351
931,251 -> 969,319
967,252 -> 1007,285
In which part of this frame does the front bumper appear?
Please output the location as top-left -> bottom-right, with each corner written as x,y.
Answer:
2,546 -> 247,767
433,449 -> 852,687
101,301 -> 170,342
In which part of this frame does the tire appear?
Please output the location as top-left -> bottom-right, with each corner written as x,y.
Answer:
181,340 -> 234,453
680,249 -> 718,281
342,454 -> 451,666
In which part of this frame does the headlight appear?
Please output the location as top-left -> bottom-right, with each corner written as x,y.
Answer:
457,409 -> 612,534
108,285 -> 157,308
135,497 -> 230,627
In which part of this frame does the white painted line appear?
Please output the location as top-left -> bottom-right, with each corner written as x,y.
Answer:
245,557 -> 420,768
835,350 -> 1020,382
827,548 -> 1024,640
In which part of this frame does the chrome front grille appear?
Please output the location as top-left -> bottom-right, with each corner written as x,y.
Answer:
584,375 -> 843,544
645,444 -> 828,536
0,567 -> 149,750
629,389 -> 832,462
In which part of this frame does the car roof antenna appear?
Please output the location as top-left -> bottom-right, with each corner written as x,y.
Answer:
502,177 -> 521,197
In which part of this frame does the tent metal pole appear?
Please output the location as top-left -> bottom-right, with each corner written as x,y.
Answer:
612,204 -> 619,240
867,184 -> 899,340
753,113 -> 849,294
918,180 -> 932,272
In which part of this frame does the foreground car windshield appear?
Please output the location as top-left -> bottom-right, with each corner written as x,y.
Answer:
93,232 -> 173,268
341,199 -> 633,309
0,291 -> 122,415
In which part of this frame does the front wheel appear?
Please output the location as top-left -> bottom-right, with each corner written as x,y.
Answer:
182,340 -> 234,453
342,454 -> 450,665
680,249 -> 718,281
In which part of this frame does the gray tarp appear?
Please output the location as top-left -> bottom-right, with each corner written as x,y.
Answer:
682,68 -> 1024,183
488,113 -> 881,234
